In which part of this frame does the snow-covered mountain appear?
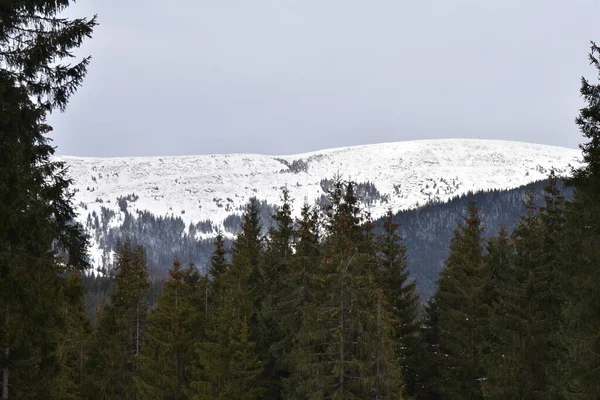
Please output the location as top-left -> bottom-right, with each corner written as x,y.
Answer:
58,139 -> 583,269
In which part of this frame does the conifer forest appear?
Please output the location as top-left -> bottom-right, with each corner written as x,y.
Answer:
2,2 -> 600,399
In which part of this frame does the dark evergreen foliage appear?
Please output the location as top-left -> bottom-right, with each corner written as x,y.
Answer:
559,42 -> 600,398
258,188 -> 295,399
289,180 -> 403,399
413,296 -> 442,400
277,203 -> 321,399
0,2 -> 95,396
484,194 -> 548,399
376,209 -> 421,397
191,199 -> 266,400
0,0 -> 97,111
207,231 -> 228,299
84,241 -> 150,399
135,260 -> 207,400
51,273 -> 92,400
435,202 -> 487,400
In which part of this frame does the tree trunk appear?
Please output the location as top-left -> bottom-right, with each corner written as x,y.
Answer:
339,278 -> 345,391
2,306 -> 9,400
376,290 -> 381,400
2,347 -> 8,400
136,302 -> 140,357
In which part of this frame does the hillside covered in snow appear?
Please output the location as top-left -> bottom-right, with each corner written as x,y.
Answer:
58,139 -> 583,270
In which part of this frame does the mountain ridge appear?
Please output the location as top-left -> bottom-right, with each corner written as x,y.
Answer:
59,138 -> 580,160
57,138 -> 583,268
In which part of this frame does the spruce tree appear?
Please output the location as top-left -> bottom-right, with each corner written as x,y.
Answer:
481,225 -> 513,312
259,188 -> 295,399
413,296 -> 442,400
51,273 -> 92,400
192,200 -> 265,400
290,180 -> 403,399
478,224 -> 513,398
0,72 -> 89,400
208,230 -> 228,298
376,209 -> 421,397
483,192 -> 564,399
559,41 -> 600,397
1,3 -> 95,397
436,202 -> 487,400
538,173 -> 568,398
135,260 -> 207,400
279,203 -> 321,399
0,0 -> 97,111
84,241 -> 150,400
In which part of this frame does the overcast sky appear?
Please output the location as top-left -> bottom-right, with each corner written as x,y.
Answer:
50,0 -> 600,157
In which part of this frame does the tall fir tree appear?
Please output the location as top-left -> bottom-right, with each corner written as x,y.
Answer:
560,41 -> 600,398
84,241 -> 150,400
208,230 -> 228,298
0,71 -> 89,400
135,260 -> 207,400
483,196 -> 539,399
290,180 -> 403,399
259,188 -> 296,399
376,209 -> 421,397
483,191 -> 564,400
481,225 -> 513,314
192,199 -> 265,400
51,273 -> 92,400
538,172 -> 568,398
1,3 -> 95,398
479,224 -> 513,399
279,203 -> 322,399
436,202 -> 487,400
413,295 -> 442,400
0,0 -> 97,111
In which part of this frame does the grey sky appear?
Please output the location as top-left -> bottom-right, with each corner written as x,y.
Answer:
50,0 -> 600,157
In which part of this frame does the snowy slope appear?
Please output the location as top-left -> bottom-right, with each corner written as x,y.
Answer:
58,139 -> 583,268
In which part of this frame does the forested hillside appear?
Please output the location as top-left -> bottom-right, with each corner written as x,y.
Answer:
391,179 -> 573,298
85,178 -> 571,301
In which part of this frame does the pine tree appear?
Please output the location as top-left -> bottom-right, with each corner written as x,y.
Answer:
483,192 -> 564,399
413,296 -> 442,400
0,0 -> 97,111
0,5 -> 95,397
478,224 -> 513,399
0,72 -> 89,400
559,41 -> 600,398
279,203 -> 321,399
208,230 -> 228,298
135,260 -> 207,400
51,273 -> 92,400
192,200 -> 265,400
259,188 -> 295,399
84,241 -> 150,400
290,180 -> 403,399
436,202 -> 487,400
376,209 -> 421,397
538,173 -> 568,398
482,225 -> 513,311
